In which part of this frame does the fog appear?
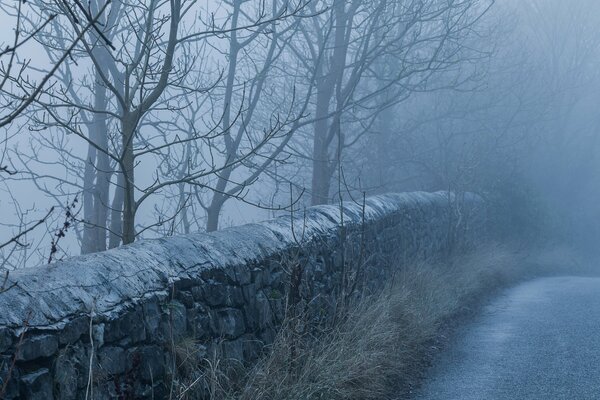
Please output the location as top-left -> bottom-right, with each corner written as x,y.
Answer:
2,0 -> 600,268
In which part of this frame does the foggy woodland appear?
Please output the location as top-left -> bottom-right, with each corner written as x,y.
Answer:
1,0 -> 599,269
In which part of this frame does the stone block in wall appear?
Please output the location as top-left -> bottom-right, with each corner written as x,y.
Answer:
127,345 -> 165,383
0,355 -> 20,399
59,317 -> 88,346
104,307 -> 146,345
187,304 -> 211,339
53,363 -> 79,400
241,334 -> 263,363
16,334 -> 58,362
241,283 -> 258,304
176,290 -> 195,308
257,292 -> 274,330
227,263 -> 252,286
210,308 -> 245,339
173,278 -> 197,291
142,297 -> 162,339
251,267 -> 265,287
20,368 -> 52,400
200,268 -> 233,285
193,283 -> 244,307
0,328 -> 13,353
92,323 -> 105,348
160,300 -> 187,341
53,343 -> 88,400
93,381 -> 119,400
222,339 -> 244,361
265,268 -> 284,290
97,346 -> 128,376
267,295 -> 285,323
258,327 -> 276,345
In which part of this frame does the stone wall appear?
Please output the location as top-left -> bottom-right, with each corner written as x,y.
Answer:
0,191 -> 485,399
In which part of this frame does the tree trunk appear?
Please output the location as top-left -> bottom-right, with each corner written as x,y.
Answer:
205,7 -> 240,232
206,195 -> 224,232
94,129 -> 111,251
108,173 -> 124,249
82,77 -> 111,254
81,144 -> 98,254
311,136 -> 331,205
121,117 -> 136,245
310,2 -> 349,206
311,87 -> 334,205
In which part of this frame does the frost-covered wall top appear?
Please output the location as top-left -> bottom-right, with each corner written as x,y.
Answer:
0,191 -> 487,400
0,191 -> 468,330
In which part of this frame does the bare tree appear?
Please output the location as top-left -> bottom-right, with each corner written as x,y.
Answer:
8,0 -> 312,256
199,0 -> 310,232
0,0 -> 111,266
285,0 -> 495,205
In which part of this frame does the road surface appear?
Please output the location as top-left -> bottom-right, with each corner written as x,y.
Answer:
414,276 -> 600,400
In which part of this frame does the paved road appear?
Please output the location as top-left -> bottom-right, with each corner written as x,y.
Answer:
414,276 -> 600,400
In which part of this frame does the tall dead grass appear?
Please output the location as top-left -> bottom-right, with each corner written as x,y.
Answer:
190,243 -> 591,400
226,244 -> 527,400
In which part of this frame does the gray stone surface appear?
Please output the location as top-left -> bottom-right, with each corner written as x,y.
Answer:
0,355 -> 19,399
212,308 -> 246,339
0,191 -> 485,399
20,369 -> 52,400
16,334 -> 58,362
98,346 -> 127,375
0,328 -> 13,353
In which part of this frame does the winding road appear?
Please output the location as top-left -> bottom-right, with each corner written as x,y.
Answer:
414,276 -> 600,400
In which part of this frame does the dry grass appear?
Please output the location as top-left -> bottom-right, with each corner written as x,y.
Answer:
224,244 -> 549,400
188,243 -> 593,400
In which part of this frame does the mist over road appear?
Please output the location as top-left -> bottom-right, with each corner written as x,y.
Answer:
414,276 -> 600,400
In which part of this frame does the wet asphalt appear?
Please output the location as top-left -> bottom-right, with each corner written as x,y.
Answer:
413,276 -> 600,400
